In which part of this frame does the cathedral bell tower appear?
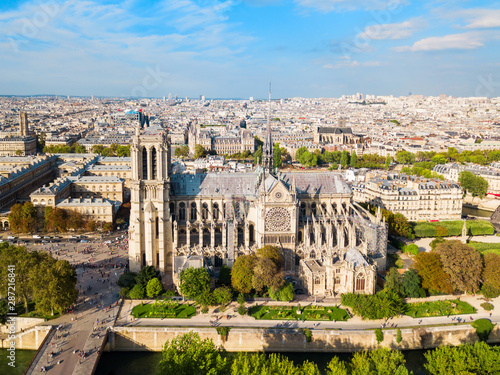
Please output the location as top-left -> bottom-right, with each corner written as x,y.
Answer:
128,125 -> 173,286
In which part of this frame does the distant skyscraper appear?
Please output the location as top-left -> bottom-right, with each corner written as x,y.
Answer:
168,93 -> 172,100
19,111 -> 28,136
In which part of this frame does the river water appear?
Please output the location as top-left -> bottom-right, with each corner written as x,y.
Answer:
94,350 -> 428,375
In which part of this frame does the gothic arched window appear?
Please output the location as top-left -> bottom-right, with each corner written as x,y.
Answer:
142,147 -> 148,180
190,202 -> 197,221
178,202 -> 186,221
151,147 -> 157,180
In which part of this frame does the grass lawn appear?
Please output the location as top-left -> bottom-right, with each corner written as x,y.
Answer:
249,305 -> 349,322
468,241 -> 500,256
131,301 -> 196,319
412,220 -> 494,238
405,299 -> 476,318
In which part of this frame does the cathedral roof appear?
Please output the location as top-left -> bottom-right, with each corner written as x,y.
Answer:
280,172 -> 351,195
171,172 -> 258,197
344,247 -> 369,266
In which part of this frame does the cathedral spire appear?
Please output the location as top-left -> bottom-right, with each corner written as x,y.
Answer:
263,82 -> 274,174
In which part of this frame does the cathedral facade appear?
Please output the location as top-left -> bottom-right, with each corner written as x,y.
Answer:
128,125 -> 387,295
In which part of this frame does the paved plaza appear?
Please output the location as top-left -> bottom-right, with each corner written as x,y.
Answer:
23,232 -> 128,375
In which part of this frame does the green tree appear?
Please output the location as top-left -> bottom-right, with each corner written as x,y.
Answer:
231,352 -> 313,374
174,145 -> 189,157
194,144 -> 207,159
384,155 -> 392,170
424,342 -> 500,375
459,171 -> 488,198
395,150 -> 415,165
269,282 -> 295,302
252,257 -> 283,293
117,272 -> 137,288
375,328 -> 384,344
158,332 -> 228,375
329,348 -> 410,375
396,328 -> 402,343
384,268 -> 404,296
0,299 -> 8,324
219,265 -> 231,286
73,144 -> 86,153
179,268 -> 211,299
128,284 -> 145,299
482,253 -> 500,298
31,254 -> 78,315
256,245 -> 283,269
401,269 -> 422,298
135,266 -> 161,288
350,151 -> 358,168
213,286 -> 232,306
273,142 -> 282,168
44,207 -> 68,232
295,146 -> 309,161
146,278 -> 163,298
0,245 -> 38,313
435,240 -> 482,293
8,202 -> 38,233
231,255 -> 256,294
414,252 -> 454,294
326,356 -> 349,375
340,150 -> 349,169
253,146 -> 263,165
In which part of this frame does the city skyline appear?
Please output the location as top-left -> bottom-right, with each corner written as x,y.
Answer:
1,0 -> 499,99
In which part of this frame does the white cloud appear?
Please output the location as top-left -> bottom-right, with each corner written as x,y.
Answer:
456,9 -> 500,29
357,18 -> 423,40
0,0 -> 256,96
395,32 -> 484,52
294,0 -> 407,13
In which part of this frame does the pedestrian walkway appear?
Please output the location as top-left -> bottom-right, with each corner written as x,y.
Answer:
116,294 -> 500,332
23,238 -> 126,375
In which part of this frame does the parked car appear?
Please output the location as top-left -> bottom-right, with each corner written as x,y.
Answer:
33,235 -> 42,239
7,236 -> 16,240
53,236 -> 61,239
43,236 -> 51,239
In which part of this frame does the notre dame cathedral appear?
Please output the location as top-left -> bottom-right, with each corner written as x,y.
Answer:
128,120 -> 388,296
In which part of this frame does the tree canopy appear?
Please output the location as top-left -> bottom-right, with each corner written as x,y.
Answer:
414,252 -> 454,294
8,202 -> 38,234
434,240 -> 482,293
482,253 -> 500,298
0,244 -> 77,315
179,267 -> 211,299
158,332 -> 228,375
459,171 -> 488,198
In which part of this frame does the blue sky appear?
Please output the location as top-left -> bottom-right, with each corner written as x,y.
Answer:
0,0 -> 499,98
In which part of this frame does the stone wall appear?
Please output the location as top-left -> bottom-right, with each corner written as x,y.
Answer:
107,324 -> 500,352
0,325 -> 51,350
0,317 -> 45,334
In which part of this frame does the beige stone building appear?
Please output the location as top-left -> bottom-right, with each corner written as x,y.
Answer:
434,163 -> 500,196
56,197 -> 116,223
188,123 -> 255,155
352,172 -> 462,221
0,136 -> 37,156
129,123 -> 387,296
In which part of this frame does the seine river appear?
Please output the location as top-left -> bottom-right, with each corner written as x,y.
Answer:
94,350 -> 428,375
